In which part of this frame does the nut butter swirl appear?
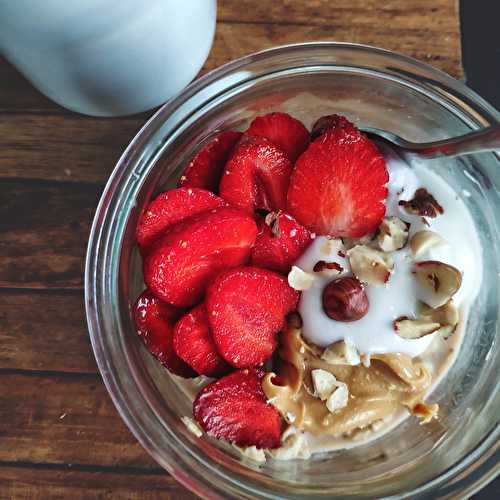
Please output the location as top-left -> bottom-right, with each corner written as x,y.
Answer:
263,327 -> 436,437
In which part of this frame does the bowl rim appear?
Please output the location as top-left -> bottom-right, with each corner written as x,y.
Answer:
85,41 -> 500,499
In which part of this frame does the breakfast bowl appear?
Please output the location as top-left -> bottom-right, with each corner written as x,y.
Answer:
85,43 -> 500,499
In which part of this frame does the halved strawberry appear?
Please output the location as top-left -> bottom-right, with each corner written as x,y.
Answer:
133,290 -> 196,378
246,112 -> 310,162
173,304 -> 230,377
219,136 -> 293,214
136,188 -> 225,250
287,119 -> 389,238
193,369 -> 282,448
206,267 -> 299,368
144,207 -> 257,308
178,131 -> 242,191
251,212 -> 313,274
310,113 -> 354,141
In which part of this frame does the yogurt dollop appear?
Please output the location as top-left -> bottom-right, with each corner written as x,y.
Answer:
295,150 -> 482,357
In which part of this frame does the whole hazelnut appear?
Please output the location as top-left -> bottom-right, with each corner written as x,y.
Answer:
322,277 -> 369,322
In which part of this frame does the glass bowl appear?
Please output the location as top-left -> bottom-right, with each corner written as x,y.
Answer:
85,43 -> 500,499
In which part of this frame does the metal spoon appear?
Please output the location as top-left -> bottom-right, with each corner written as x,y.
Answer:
361,124 -> 500,159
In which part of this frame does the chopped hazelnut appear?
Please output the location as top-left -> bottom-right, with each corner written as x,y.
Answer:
409,230 -> 446,259
288,266 -> 315,291
321,339 -> 361,366
414,261 -> 462,308
325,383 -> 349,413
393,316 -> 441,339
311,369 -> 338,400
313,260 -> 344,275
377,217 -> 410,252
419,300 -> 459,339
347,245 -> 394,285
399,188 -> 443,218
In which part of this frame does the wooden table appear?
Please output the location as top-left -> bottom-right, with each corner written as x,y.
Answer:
0,1 -> 463,498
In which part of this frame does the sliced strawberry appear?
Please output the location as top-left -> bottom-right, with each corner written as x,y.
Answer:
193,369 -> 282,448
136,188 -> 225,250
173,304 -> 230,377
133,290 -> 196,378
310,113 -> 353,141
178,131 -> 242,191
246,112 -> 310,162
206,267 -> 299,368
219,136 -> 293,214
144,207 -> 257,308
251,212 -> 313,274
287,119 -> 389,238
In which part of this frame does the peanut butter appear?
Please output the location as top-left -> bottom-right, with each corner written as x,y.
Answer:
262,327 -> 437,438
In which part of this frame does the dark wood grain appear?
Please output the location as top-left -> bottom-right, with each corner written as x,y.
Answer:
0,372 -> 157,469
0,290 -> 95,373
0,1 -> 463,497
219,0 -> 460,31
0,465 -> 197,500
0,180 -> 100,289
0,114 -> 143,183
210,18 -> 461,79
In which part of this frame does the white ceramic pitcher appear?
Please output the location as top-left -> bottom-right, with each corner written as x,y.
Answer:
0,0 -> 217,116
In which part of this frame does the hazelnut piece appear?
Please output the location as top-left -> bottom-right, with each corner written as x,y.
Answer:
414,260 -> 462,308
410,230 -> 445,258
321,339 -> 361,366
393,316 -> 441,339
419,300 -> 459,339
347,245 -> 394,285
377,217 -> 410,252
288,266 -> 315,291
311,369 -> 338,400
322,277 -> 369,322
326,383 -> 349,413
399,188 -> 443,218
313,260 -> 344,276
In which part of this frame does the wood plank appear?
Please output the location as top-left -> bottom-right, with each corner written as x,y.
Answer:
0,373 -> 158,469
219,0 -> 460,33
0,1 -> 461,115
0,465 -> 196,500
0,290 -> 96,374
0,180 -> 100,289
208,18 -> 461,78
0,114 -> 143,184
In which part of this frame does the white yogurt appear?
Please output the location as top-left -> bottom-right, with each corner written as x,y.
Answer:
296,150 -> 483,357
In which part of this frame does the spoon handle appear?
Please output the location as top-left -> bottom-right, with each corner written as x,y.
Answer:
416,125 -> 500,158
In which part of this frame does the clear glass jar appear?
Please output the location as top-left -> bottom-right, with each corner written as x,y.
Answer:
85,43 -> 500,499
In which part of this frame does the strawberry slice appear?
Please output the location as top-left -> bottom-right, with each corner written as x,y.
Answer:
287,118 -> 389,238
206,267 -> 299,368
144,207 -> 257,308
310,113 -> 354,141
251,212 -> 313,274
219,136 -> 293,214
173,304 -> 230,377
133,290 -> 196,378
246,112 -> 310,162
193,369 -> 282,448
136,188 -> 225,250
178,131 -> 242,192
